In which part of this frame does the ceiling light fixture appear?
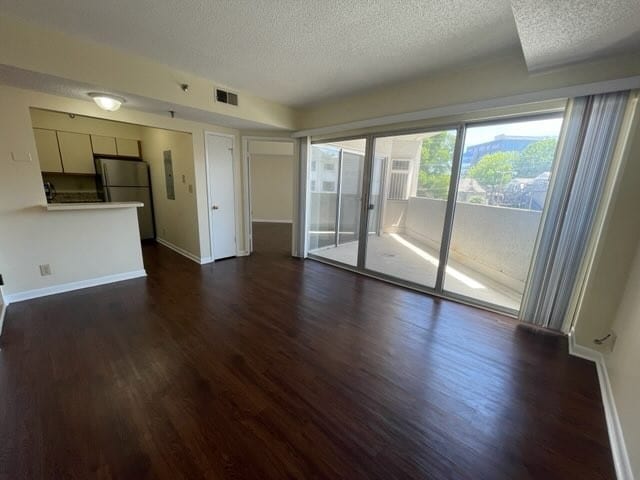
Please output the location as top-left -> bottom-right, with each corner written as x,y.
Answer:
88,92 -> 126,112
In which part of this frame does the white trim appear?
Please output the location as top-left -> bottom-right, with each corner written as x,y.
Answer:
156,237 -> 206,264
5,270 -> 147,304
241,135 -> 296,255
292,75 -> 640,138
204,131 -> 240,260
568,329 -> 634,480
0,286 -> 8,337
252,219 -> 293,224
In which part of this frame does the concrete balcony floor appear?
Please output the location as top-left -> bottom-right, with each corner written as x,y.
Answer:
309,232 -> 522,311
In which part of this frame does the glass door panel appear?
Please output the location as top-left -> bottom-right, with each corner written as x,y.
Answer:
364,130 -> 458,288
443,116 -> 564,311
307,138 -> 366,266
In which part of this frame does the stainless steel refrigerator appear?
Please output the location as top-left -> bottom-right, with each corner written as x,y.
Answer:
95,157 -> 155,240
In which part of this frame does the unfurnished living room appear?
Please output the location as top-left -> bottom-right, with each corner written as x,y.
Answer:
1,1 -> 640,479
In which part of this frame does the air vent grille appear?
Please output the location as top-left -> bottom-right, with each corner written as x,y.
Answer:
216,88 -> 238,106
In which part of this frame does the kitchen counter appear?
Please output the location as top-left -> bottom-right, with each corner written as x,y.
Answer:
45,202 -> 143,211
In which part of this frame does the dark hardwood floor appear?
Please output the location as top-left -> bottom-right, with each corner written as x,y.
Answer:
251,221 -> 292,256
0,242 -> 614,479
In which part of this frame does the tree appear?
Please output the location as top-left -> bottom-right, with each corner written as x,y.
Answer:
467,151 -> 517,203
513,138 -> 557,177
418,132 -> 456,199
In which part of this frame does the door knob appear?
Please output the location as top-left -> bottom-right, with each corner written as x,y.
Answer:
212,205 -> 219,210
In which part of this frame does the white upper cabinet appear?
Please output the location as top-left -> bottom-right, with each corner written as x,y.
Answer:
91,135 -> 117,155
33,128 -> 63,173
57,131 -> 95,174
116,138 -> 140,157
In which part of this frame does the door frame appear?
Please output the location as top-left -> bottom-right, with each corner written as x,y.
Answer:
241,136 -> 297,254
204,131 -> 239,261
305,112 -> 564,317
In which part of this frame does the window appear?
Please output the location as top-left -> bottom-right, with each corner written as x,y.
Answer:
387,159 -> 412,200
322,181 -> 336,192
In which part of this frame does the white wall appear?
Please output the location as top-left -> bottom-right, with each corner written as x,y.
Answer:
605,242 -> 640,478
0,85 -> 144,297
404,197 -> 541,292
249,150 -> 294,222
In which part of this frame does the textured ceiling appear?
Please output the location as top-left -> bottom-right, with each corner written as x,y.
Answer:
512,0 -> 640,71
0,0 -> 520,107
0,64 -> 276,130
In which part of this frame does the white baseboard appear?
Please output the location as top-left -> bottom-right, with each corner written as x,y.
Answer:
5,270 -> 147,304
568,329 -> 634,480
155,238 -> 205,264
0,286 -> 7,337
252,219 -> 293,224
236,250 -> 250,257
0,302 -> 6,337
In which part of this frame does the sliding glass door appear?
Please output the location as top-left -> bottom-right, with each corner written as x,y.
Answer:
307,138 -> 366,267
363,130 -> 458,289
443,116 -> 564,311
304,112 -> 565,315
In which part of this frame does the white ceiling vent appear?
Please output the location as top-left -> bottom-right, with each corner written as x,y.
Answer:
215,88 -> 238,106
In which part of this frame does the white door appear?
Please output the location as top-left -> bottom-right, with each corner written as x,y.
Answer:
206,133 -> 237,259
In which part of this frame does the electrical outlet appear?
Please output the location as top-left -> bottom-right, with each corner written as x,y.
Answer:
39,264 -> 52,276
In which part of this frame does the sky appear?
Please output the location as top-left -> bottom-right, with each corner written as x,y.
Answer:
464,117 -> 564,147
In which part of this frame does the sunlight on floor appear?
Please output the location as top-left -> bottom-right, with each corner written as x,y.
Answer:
388,233 -> 485,289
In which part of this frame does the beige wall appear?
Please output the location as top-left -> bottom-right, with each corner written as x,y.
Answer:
298,52 -> 640,130
0,15 -> 296,130
0,84 -> 250,296
606,242 -> 640,478
140,128 -> 200,255
0,85 -> 144,296
28,109 -> 205,258
250,153 -> 294,222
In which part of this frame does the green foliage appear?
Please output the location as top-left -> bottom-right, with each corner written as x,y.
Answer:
417,132 -> 455,199
468,151 -> 517,191
513,138 -> 557,177
467,195 -> 486,204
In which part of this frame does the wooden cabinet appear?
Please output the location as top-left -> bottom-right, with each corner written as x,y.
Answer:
57,131 -> 95,174
116,138 -> 140,157
90,135 -> 117,155
33,128 -> 63,172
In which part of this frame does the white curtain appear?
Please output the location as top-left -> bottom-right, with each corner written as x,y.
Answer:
520,91 -> 629,330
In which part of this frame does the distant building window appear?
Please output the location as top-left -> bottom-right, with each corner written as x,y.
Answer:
310,180 -> 316,191
311,161 -> 317,171
324,163 -> 335,171
322,181 -> 336,192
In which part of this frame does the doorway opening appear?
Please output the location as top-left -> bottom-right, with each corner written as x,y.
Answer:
245,138 -> 295,256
